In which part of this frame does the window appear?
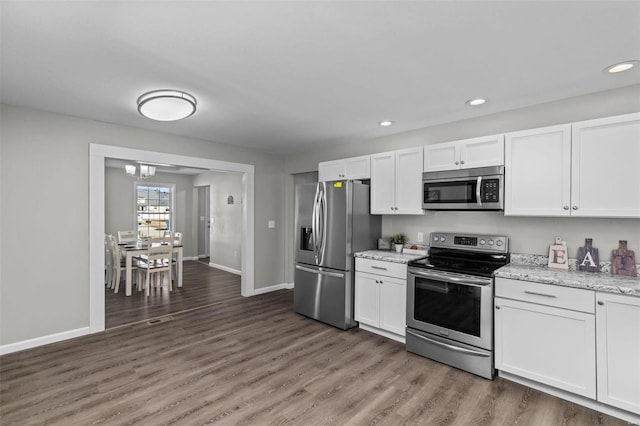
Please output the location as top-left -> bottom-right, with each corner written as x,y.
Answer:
136,183 -> 174,238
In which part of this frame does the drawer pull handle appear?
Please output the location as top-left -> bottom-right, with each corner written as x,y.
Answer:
524,290 -> 557,298
371,266 -> 388,270
597,300 -> 604,306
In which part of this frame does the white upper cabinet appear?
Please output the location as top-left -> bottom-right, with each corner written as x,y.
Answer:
371,147 -> 423,215
571,113 -> 640,217
505,113 -> 640,218
318,155 -> 370,181
424,134 -> 504,172
505,124 -> 572,216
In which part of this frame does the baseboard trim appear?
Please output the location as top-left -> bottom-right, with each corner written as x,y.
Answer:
208,262 -> 242,275
251,283 -> 294,296
0,326 -> 91,356
358,323 -> 406,344
498,371 -> 640,424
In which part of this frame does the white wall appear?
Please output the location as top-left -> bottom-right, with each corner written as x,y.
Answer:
0,104 -> 286,347
193,171 -> 243,272
283,85 -> 640,282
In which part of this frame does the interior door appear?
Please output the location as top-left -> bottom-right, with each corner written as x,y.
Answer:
196,186 -> 210,257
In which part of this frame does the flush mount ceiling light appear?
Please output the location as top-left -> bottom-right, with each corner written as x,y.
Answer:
125,164 -> 156,180
604,60 -> 639,74
137,89 -> 197,121
379,120 -> 394,127
466,98 -> 487,107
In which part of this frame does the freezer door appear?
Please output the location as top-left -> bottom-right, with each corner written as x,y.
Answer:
294,263 -> 356,330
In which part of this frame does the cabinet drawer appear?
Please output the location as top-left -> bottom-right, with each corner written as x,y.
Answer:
495,278 -> 595,313
355,258 -> 407,279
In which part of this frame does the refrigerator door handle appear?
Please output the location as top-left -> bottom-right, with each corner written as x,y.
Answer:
312,183 -> 321,263
318,182 -> 328,265
295,264 -> 345,278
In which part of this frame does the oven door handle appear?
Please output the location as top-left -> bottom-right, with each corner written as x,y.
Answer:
406,329 -> 491,358
409,268 -> 491,286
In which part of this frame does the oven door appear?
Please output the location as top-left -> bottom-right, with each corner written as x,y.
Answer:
407,268 -> 494,350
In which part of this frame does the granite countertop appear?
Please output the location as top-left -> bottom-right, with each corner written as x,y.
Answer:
495,263 -> 640,297
354,250 -> 425,264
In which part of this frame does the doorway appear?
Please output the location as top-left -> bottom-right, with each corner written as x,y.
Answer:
196,185 -> 211,259
90,144 -> 255,334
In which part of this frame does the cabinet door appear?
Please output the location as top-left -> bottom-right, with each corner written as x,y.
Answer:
344,155 -> 371,180
424,141 -> 459,172
495,297 -> 596,398
596,293 -> 640,414
379,276 -> 406,336
318,160 -> 344,182
354,272 -> 380,327
460,134 -> 505,168
504,124 -> 571,216
571,113 -> 640,218
394,147 -> 424,215
370,151 -> 396,214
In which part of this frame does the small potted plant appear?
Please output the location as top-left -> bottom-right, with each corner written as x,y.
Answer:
392,234 -> 407,253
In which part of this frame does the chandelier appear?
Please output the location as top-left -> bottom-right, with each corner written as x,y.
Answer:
125,164 -> 156,180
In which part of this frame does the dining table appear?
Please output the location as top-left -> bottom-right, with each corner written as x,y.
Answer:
118,240 -> 184,296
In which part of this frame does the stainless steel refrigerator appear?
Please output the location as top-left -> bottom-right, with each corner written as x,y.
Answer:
294,180 -> 381,329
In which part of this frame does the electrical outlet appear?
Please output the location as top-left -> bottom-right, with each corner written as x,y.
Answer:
268,220 -> 276,228
417,232 -> 424,242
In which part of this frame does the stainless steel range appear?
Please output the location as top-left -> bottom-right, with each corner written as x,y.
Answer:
406,232 -> 509,379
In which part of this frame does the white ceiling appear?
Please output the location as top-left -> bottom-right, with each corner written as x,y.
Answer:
2,1 -> 639,155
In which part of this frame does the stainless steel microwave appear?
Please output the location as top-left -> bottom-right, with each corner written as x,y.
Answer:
422,166 -> 504,210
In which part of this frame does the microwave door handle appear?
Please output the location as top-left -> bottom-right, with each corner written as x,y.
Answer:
476,176 -> 483,207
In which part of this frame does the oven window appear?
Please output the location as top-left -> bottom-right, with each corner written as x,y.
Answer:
424,181 -> 476,203
414,278 -> 481,337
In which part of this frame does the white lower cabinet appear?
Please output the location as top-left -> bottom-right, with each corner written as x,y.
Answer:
596,292 -> 640,414
495,277 -> 640,420
494,295 -> 596,398
355,258 -> 407,341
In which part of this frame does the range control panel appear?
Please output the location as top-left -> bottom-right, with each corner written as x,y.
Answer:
430,232 -> 509,253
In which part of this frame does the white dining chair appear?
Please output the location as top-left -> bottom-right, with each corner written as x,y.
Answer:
136,237 -> 173,296
107,235 -> 128,293
171,232 -> 183,277
105,234 -> 113,286
117,230 -> 138,244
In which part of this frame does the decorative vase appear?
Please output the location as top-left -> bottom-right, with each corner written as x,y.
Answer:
394,244 -> 403,253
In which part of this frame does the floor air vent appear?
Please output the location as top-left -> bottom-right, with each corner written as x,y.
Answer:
147,316 -> 175,325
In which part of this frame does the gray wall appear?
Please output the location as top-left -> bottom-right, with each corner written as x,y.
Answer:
283,85 -> 640,283
193,171 -> 243,271
105,167 -> 197,258
0,104 -> 286,346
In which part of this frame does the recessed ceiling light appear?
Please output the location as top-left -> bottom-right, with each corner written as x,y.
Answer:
466,98 -> 487,107
137,89 -> 197,121
604,61 -> 639,74
379,120 -> 394,127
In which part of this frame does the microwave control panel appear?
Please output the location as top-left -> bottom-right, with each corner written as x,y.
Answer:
481,179 -> 500,202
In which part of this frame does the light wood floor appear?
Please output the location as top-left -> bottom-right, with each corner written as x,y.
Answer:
2,282 -> 633,424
